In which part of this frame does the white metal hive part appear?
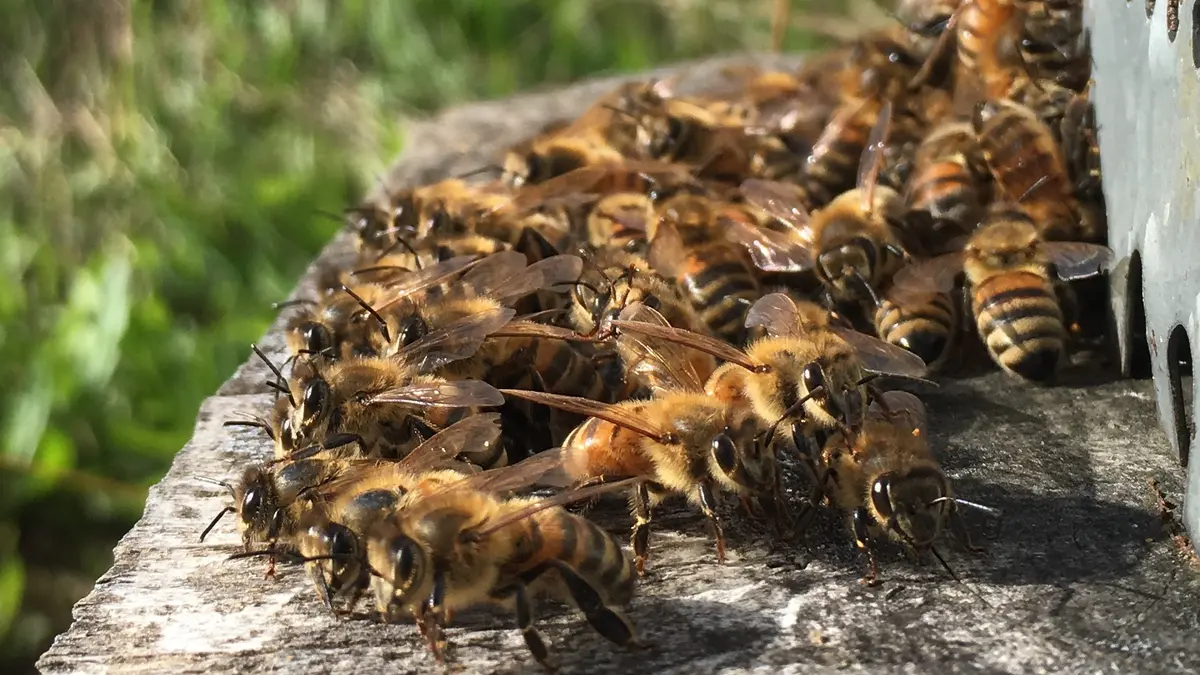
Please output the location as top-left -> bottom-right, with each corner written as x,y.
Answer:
1088,0 -> 1200,540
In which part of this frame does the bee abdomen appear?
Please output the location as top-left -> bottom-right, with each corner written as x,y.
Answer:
548,509 -> 637,606
875,294 -> 957,368
911,164 -> 982,225
688,259 -> 758,343
973,273 -> 1065,381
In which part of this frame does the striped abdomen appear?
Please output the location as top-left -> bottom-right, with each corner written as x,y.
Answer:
678,246 -> 760,345
909,157 -> 985,231
975,101 -> 1071,203
956,0 -> 1020,98
874,292 -> 958,370
798,101 -> 874,208
561,413 -> 656,482
492,336 -> 613,403
509,505 -> 637,607
972,271 -> 1064,381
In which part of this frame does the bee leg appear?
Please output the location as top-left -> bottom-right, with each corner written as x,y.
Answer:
549,561 -> 648,651
630,482 -> 653,575
853,507 -> 882,586
697,483 -> 726,564
422,569 -> 449,662
494,581 -> 556,671
307,562 -> 337,615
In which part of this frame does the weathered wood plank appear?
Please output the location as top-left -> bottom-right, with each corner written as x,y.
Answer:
37,54 -> 1200,675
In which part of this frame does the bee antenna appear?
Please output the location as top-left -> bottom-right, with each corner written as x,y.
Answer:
193,476 -> 236,496
251,345 -> 295,406
373,233 -> 423,268
455,164 -> 502,180
929,544 -> 991,607
928,497 -> 1003,518
222,416 -> 276,442
273,298 -> 316,310
341,285 -> 392,344
763,386 -> 823,448
851,270 -> 882,308
226,549 -> 283,561
263,380 -> 293,399
200,506 -> 235,542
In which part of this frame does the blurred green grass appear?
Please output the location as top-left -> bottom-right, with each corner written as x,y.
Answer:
0,0 -> 848,670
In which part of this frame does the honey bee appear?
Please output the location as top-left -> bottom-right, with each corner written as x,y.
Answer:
913,0 -> 1027,102
815,390 -> 985,585
501,307 -> 783,574
797,29 -> 925,208
346,178 -> 511,256
973,97 -> 1097,242
364,449 -> 644,669
730,110 -> 909,309
609,293 -> 928,449
502,109 -> 627,188
283,308 -> 511,459
289,414 -> 503,614
1059,84 -> 1102,208
1020,0 -> 1090,91
196,452 -> 361,564
903,121 -> 991,251
280,255 -> 482,364
568,249 -> 715,394
889,208 -> 1113,382
645,193 -> 763,344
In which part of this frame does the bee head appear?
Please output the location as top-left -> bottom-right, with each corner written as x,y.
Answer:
372,531 -> 427,611
869,468 -> 949,549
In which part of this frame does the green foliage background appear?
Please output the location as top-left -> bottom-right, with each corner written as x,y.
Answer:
0,0 -> 850,670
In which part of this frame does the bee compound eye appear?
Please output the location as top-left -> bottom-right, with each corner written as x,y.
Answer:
301,380 -> 327,422
330,526 -> 355,559
712,433 -> 738,473
802,363 -> 826,394
871,477 -> 894,520
241,488 -> 263,518
396,315 -> 428,348
301,322 -> 331,354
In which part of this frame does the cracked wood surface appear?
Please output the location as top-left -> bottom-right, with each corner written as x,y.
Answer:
37,54 -> 1200,675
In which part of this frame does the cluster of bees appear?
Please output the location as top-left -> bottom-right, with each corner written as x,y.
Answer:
199,0 -> 1114,669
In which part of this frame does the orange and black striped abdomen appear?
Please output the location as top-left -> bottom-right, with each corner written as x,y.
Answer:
976,105 -> 1070,202
515,508 -> 637,607
496,336 -> 612,403
799,102 -> 873,208
679,247 -> 760,344
874,292 -> 957,370
562,416 -> 656,481
972,271 -> 1064,381
956,0 -> 1020,98
909,158 -> 983,229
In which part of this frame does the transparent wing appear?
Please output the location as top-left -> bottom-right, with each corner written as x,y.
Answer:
395,306 -> 517,372
608,316 -> 766,374
744,292 -> 805,339
616,301 -> 705,392
724,218 -> 814,273
499,389 -> 667,442
868,390 -> 928,437
885,253 -> 965,305
475,476 -> 645,536
373,254 -> 481,313
831,326 -> 930,379
458,251 -> 530,297
524,254 -> 585,292
1046,242 -> 1114,281
400,413 -> 503,473
646,219 -> 688,278
369,379 -> 505,408
739,179 -> 813,236
858,100 -> 892,212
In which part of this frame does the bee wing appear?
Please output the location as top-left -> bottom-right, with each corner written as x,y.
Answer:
474,476 -> 646,537
744,292 -> 805,339
869,390 -> 928,437
373,254 -> 481,313
724,217 -> 815,273
830,326 -> 930,379
615,301 -> 706,392
399,413 -> 504,474
909,5 -> 959,90
370,379 -> 506,408
885,253 -> 965,305
646,219 -> 688,277
739,179 -> 813,236
858,100 -> 892,213
1046,242 -> 1114,281
609,315 -> 765,374
499,389 -> 668,442
525,254 -> 585,292
396,306 -> 517,372
488,319 -> 593,342
459,251 -> 530,296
